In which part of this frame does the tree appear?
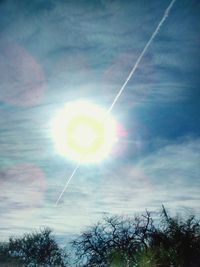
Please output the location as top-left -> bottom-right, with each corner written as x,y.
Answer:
1,208 -> 200,266
0,228 -> 68,267
72,212 -> 154,267
72,208 -> 200,267
148,206 -> 200,267
0,241 -> 23,267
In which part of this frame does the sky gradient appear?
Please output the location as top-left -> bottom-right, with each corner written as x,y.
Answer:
0,0 -> 200,243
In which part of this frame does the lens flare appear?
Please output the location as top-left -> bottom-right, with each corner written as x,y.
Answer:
51,100 -> 118,163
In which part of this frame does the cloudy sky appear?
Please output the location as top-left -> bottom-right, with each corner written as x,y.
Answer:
0,0 -> 200,243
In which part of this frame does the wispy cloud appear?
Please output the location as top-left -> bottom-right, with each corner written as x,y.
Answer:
137,137 -> 200,211
34,137 -> 200,238
0,164 -> 46,238
0,0 -> 199,242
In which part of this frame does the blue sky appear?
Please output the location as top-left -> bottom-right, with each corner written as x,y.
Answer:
0,0 -> 200,242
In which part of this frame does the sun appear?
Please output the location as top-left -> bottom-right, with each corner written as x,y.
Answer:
51,100 -> 118,163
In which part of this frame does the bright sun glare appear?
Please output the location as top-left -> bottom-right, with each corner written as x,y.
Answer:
51,100 -> 118,163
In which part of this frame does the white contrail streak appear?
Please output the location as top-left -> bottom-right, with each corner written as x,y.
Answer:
107,0 -> 176,113
55,162 -> 81,206
55,0 -> 176,206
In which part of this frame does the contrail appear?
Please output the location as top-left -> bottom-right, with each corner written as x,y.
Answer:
107,0 -> 176,113
55,0 -> 176,206
55,162 -> 81,206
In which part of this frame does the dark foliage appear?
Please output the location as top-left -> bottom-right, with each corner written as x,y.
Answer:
0,241 -> 23,266
72,207 -> 200,267
0,208 -> 199,266
149,206 -> 200,267
0,228 -> 68,267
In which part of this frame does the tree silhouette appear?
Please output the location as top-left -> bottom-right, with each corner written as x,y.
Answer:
72,212 -> 154,266
72,207 -> 200,267
148,206 -> 200,267
1,207 -> 200,266
0,227 -> 68,267
0,241 -> 23,267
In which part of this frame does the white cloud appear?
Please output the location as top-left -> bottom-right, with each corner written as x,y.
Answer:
137,137 -> 200,212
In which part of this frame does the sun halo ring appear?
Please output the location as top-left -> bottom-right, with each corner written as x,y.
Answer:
51,100 -> 118,164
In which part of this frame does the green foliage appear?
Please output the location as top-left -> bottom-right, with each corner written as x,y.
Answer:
108,248 -> 135,267
135,249 -> 158,267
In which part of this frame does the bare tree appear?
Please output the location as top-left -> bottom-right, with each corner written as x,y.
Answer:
72,207 -> 200,267
72,212 -> 153,267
